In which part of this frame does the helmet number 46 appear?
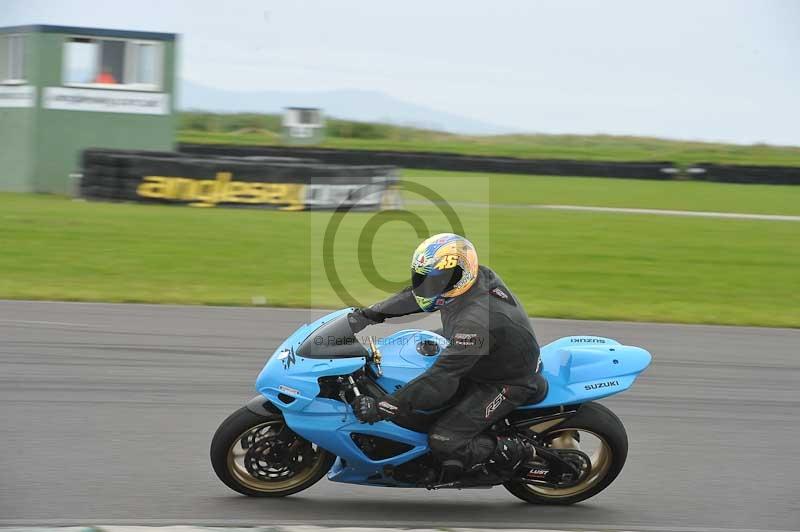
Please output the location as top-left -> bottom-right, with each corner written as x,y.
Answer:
434,255 -> 458,270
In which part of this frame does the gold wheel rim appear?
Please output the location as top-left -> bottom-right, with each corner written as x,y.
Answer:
226,420 -> 327,493
523,428 -> 612,498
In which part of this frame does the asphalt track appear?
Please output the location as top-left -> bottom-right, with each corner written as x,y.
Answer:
1,301 -> 798,530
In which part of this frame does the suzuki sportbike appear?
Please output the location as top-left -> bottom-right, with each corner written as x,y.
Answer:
211,308 -> 651,504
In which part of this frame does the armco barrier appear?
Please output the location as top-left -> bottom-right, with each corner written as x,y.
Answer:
179,143 -> 676,180
80,148 -> 400,210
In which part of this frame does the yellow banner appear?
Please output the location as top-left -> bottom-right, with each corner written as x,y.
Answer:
136,172 -> 306,210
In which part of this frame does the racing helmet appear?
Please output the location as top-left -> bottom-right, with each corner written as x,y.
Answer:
410,233 -> 479,312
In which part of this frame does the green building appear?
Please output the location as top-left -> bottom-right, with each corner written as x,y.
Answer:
0,25 -> 177,194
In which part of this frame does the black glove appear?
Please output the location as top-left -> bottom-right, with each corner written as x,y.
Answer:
347,308 -> 385,334
351,394 -> 405,424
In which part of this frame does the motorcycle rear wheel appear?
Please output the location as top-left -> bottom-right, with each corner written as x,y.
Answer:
503,401 -> 628,505
210,406 -> 336,497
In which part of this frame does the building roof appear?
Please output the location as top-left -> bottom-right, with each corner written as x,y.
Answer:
0,24 -> 176,41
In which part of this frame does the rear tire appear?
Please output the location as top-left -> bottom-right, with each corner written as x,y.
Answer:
210,406 -> 336,497
504,401 -> 628,505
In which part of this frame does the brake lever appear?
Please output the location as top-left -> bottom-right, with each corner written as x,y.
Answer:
338,376 -> 362,421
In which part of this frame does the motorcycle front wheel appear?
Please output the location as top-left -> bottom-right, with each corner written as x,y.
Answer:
210,406 -> 336,497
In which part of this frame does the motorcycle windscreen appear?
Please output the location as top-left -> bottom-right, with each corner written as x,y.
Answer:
295,312 -> 369,359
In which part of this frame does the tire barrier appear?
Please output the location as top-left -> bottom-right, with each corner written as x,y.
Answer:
179,144 -> 800,184
80,148 -> 401,210
179,143 -> 675,180
689,163 -> 800,185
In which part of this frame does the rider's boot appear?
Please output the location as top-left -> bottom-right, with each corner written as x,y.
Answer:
488,436 -> 538,473
439,459 -> 464,483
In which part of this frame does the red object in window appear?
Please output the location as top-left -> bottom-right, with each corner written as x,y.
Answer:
94,70 -> 118,84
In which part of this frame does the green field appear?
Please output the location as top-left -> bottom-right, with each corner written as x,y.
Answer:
178,112 -> 800,167
403,170 -> 800,215
2,173 -> 798,327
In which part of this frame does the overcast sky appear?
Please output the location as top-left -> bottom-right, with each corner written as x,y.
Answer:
3,0 -> 799,145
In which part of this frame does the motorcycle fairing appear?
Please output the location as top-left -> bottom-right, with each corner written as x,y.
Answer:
520,336 -> 652,408
256,308 -> 366,412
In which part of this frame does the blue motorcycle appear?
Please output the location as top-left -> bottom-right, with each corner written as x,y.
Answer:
211,308 -> 651,504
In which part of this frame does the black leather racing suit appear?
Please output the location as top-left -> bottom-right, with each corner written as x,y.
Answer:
367,265 -> 541,469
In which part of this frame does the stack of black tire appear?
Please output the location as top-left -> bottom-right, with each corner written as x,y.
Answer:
80,149 -> 140,200
179,143 -> 676,180
691,163 -> 800,185
80,148 -> 398,207
179,143 -> 800,184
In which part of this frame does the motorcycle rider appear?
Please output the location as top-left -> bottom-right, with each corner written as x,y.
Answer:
348,233 -> 542,479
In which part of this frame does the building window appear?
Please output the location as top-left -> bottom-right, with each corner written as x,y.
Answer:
62,37 -> 162,90
130,42 -> 159,85
0,34 -> 25,83
299,108 -> 320,125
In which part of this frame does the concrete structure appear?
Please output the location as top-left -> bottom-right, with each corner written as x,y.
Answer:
282,106 -> 325,145
0,25 -> 177,194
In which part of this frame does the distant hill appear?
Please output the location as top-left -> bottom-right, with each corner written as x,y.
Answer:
179,80 -> 512,136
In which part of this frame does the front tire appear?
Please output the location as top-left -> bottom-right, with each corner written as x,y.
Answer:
210,406 -> 336,497
504,401 -> 628,505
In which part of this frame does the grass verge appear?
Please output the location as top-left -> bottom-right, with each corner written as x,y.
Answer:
403,170 -> 800,215
2,191 -> 797,327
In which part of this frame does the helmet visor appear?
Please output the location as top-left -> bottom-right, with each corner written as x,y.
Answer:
411,266 -> 463,298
